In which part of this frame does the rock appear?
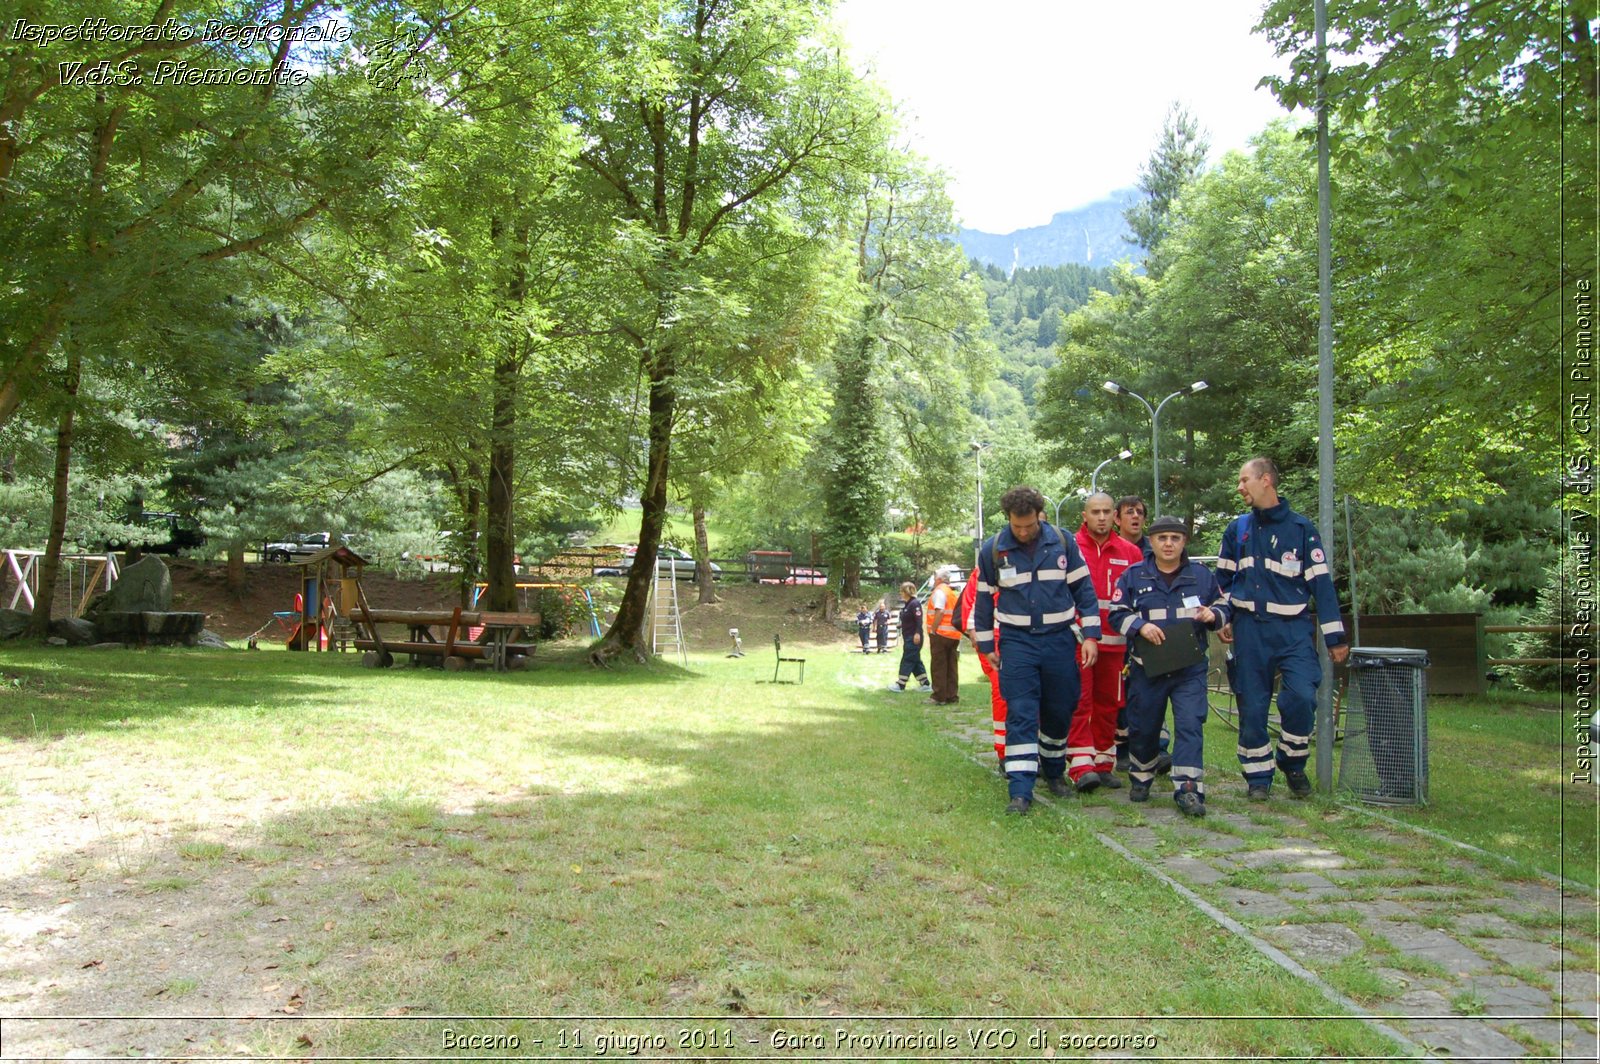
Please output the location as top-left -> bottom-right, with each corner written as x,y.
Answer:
0,608 -> 29,639
191,629 -> 230,650
95,610 -> 205,644
84,555 -> 172,618
49,617 -> 98,646
89,642 -> 126,650
46,636 -> 67,646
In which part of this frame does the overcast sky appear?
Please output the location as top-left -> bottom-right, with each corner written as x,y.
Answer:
834,0 -> 1297,234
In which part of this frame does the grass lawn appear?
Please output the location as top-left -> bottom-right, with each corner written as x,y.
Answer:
1331,691 -> 1595,889
0,643 -> 1404,1059
590,506 -> 735,555
1176,682 -> 1593,889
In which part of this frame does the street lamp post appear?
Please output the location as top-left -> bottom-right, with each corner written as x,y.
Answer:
969,441 -> 991,542
1091,449 -> 1135,493
1101,380 -> 1209,518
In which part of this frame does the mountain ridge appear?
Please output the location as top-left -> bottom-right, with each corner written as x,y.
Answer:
956,187 -> 1142,271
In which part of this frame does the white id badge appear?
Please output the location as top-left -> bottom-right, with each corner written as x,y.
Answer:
999,566 -> 1018,582
1283,559 -> 1302,577
1183,595 -> 1201,609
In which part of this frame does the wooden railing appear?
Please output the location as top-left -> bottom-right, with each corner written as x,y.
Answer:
3,549 -> 121,617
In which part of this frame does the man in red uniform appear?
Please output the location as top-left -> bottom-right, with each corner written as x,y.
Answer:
1068,492 -> 1146,793
959,569 -> 1007,772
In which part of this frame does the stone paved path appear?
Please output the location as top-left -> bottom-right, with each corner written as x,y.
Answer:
925,701 -> 1599,1062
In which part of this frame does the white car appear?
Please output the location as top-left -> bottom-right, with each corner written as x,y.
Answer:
263,531 -> 340,563
600,544 -> 722,580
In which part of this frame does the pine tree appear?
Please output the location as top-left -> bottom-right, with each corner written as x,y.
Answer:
1122,104 -> 1210,279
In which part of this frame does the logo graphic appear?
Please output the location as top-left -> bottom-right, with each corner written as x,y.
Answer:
1056,554 -> 1068,569
1311,547 -> 1325,563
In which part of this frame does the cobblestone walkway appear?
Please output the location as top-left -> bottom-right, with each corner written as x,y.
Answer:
922,699 -> 1599,1062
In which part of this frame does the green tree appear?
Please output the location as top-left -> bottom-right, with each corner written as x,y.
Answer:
570,0 -> 882,662
1122,103 -> 1210,279
1258,0 -> 1591,503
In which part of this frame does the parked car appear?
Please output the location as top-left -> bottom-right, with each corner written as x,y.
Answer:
596,543 -> 721,580
262,531 -> 345,563
102,511 -> 205,555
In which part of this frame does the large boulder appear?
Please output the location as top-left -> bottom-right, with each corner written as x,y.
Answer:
49,617 -> 99,646
84,555 -> 172,618
0,608 -> 29,640
94,610 -> 205,644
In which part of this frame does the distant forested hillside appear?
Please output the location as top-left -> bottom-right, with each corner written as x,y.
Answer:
972,260 -> 1117,423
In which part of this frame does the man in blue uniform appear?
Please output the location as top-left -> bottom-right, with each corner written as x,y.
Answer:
972,486 -> 1102,815
1112,495 -> 1169,775
1107,516 -> 1229,816
1216,457 -> 1350,799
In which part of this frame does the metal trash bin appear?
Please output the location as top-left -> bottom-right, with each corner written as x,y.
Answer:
1338,647 -> 1430,805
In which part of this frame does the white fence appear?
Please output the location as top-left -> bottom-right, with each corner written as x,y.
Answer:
3,550 -> 121,616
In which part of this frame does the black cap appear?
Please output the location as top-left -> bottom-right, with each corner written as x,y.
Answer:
1147,515 -> 1189,538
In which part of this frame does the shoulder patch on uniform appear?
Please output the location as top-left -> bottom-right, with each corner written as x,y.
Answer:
1056,554 -> 1067,569
1311,547 -> 1325,563
1112,587 -> 1124,601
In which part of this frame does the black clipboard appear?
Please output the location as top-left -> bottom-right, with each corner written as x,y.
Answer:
1134,622 -> 1207,677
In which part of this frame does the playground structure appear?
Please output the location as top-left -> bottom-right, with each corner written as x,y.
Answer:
278,545 -> 368,652
4,549 -> 121,617
262,547 -> 545,670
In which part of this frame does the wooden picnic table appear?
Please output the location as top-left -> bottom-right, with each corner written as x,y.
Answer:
350,606 -> 541,671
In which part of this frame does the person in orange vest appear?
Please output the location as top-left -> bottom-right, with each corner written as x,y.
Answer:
1066,493 -> 1146,793
959,566 -> 1007,774
925,566 -> 963,705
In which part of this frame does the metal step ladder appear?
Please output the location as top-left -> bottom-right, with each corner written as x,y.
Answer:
650,554 -> 687,665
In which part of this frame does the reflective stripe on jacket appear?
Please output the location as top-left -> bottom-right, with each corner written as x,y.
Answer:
972,521 -> 1100,655
1215,497 -> 1346,648
1107,557 -> 1229,668
927,583 -> 962,639
1075,525 -> 1146,648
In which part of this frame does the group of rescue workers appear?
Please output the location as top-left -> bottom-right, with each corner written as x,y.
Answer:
886,456 -> 1349,819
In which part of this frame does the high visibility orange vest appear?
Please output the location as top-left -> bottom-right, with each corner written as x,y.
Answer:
927,583 -> 962,639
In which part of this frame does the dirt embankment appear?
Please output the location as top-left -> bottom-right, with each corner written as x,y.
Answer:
28,560 -> 871,649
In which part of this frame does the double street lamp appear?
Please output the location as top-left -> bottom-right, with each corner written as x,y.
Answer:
1101,380 -> 1209,518
1091,449 -> 1135,493
969,441 -> 991,542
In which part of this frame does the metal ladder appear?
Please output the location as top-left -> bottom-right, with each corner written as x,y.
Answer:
650,555 -> 687,665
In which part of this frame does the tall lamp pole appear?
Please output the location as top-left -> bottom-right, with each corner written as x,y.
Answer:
1091,449 -> 1135,493
969,441 -> 991,542
1101,380 -> 1209,518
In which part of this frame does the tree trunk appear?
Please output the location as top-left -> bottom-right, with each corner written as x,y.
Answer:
840,558 -> 860,600
484,349 -> 518,612
226,543 -> 246,594
693,501 -> 718,604
26,346 -> 81,638
592,355 -> 675,664
816,583 -> 837,622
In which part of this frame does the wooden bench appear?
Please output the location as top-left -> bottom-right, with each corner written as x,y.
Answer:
351,606 -> 540,671
773,634 -> 805,684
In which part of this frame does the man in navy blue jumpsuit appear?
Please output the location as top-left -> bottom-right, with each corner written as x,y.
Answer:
973,486 -> 1102,815
1108,516 -> 1229,817
1216,458 -> 1349,799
